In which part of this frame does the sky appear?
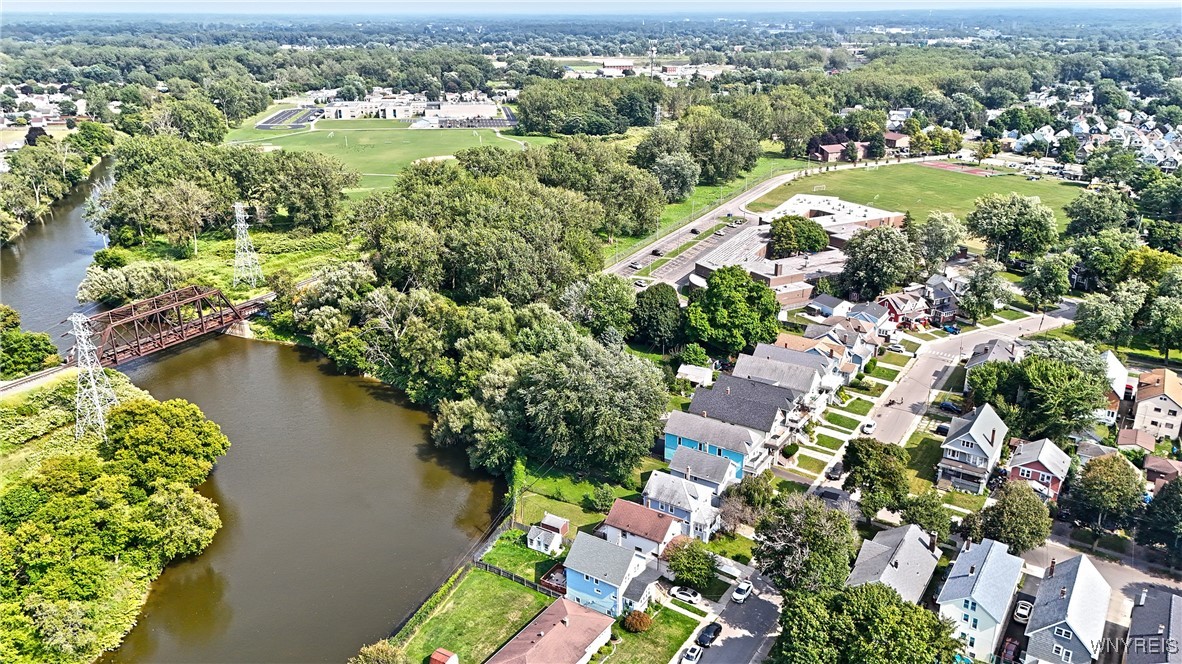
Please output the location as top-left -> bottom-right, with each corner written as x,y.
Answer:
3,0 -> 1178,15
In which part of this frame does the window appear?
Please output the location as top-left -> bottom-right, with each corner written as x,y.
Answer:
961,440 -> 974,449
1054,627 -> 1073,640
969,600 -> 977,611
962,613 -> 969,623
593,578 -> 599,586
594,588 -> 601,594
968,637 -> 976,647
1155,407 -> 1163,413
1019,467 -> 1033,479
962,599 -> 970,609
1040,472 -> 1052,484
1169,410 -> 1178,416
1152,420 -> 1161,427
583,573 -> 590,581
971,618 -> 978,629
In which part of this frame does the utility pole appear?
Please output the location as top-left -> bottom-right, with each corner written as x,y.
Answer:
233,202 -> 263,288
68,313 -> 118,440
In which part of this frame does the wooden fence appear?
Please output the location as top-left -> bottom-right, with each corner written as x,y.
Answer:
473,560 -> 562,599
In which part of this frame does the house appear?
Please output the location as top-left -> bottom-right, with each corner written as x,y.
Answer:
846,524 -> 941,604
731,355 -> 827,413
1144,455 -> 1182,488
924,274 -> 968,324
803,318 -> 880,372
1007,438 -> 1071,502
848,301 -> 893,337
1117,428 -> 1156,454
1133,369 -> 1182,441
662,410 -> 766,480
1024,555 -> 1111,664
964,339 -> 1026,392
486,598 -> 615,664
773,334 -> 860,383
527,513 -> 570,556
599,499 -> 682,559
1094,351 -> 1132,426
937,403 -> 1008,494
1076,441 -> 1119,467
675,363 -> 714,387
1125,588 -> 1182,664
883,131 -> 911,151
812,142 -> 867,163
642,471 -> 721,541
668,445 -> 739,495
563,532 -> 653,617
936,538 -> 1025,661
807,294 -> 852,318
749,343 -> 845,389
876,291 -> 929,325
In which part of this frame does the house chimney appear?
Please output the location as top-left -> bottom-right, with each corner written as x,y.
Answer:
726,386 -> 732,395
929,531 -> 938,552
989,428 -> 997,446
1160,624 -> 1167,635
969,565 -> 976,576
561,617 -> 570,627
1048,558 -> 1056,578
775,262 -> 785,277
702,410 -> 708,418
1140,589 -> 1149,606
892,560 -> 899,568
964,538 -> 971,551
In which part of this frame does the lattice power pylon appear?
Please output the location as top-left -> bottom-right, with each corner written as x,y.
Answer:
68,313 -> 118,439
232,201 -> 263,288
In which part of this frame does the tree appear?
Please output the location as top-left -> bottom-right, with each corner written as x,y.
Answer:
957,259 -> 1010,323
1073,295 -> 1124,347
559,274 -> 636,337
1020,253 -> 1072,312
101,398 -> 231,488
350,641 -> 409,664
63,121 -> 116,162
685,266 -> 780,354
1057,135 -> 1080,164
1071,229 -> 1138,290
622,610 -> 653,633
148,179 -> 215,255
771,583 -> 960,664
769,215 -> 829,259
838,226 -> 915,299
1146,296 -> 1182,364
966,193 -> 1058,261
840,437 -> 910,521
632,283 -> 683,351
145,98 -> 228,144
901,490 -> 952,541
1065,186 -> 1134,237
664,537 -> 718,590
912,212 -> 966,276
865,132 -> 886,159
0,328 -> 59,380
842,139 -> 861,163
1140,175 -> 1182,222
144,480 -> 221,559
1121,246 -> 1182,284
755,494 -> 858,593
679,107 -> 761,184
968,356 -> 1106,442
1074,454 -> 1144,530
973,481 -> 1051,554
271,150 -> 360,231
650,152 -> 700,202
1137,478 -> 1182,562
631,126 -> 687,169
678,343 -> 711,368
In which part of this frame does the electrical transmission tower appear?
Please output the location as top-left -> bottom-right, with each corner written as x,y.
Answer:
68,313 -> 118,440
232,201 -> 263,288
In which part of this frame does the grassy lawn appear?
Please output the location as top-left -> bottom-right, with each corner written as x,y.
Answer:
978,317 -> 1003,327
815,433 -> 845,451
900,340 -> 921,353
626,341 -> 667,365
848,380 -> 886,397
824,411 -> 860,431
927,328 -> 949,338
481,529 -> 561,582
746,164 -> 1082,237
403,569 -> 551,664
609,607 -> 699,664
869,365 -> 901,381
707,532 -> 757,565
671,598 -> 709,617
943,491 -> 987,512
995,308 -> 1027,321
795,454 -> 829,475
904,429 -> 943,494
835,398 -> 874,416
315,118 -> 412,129
524,462 -> 640,505
519,492 -> 606,531
879,351 -> 911,367
941,366 -> 967,393
775,478 -> 810,495
668,394 -> 692,412
1032,324 -> 1178,367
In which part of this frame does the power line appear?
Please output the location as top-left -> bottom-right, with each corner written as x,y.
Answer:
68,313 -> 118,440
232,202 -> 263,288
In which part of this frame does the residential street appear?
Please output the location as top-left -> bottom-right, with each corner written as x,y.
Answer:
704,572 -> 782,664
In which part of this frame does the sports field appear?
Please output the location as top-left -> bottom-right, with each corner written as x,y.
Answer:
748,162 -> 1084,232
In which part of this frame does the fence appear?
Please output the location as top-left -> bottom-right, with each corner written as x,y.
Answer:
473,560 -> 563,599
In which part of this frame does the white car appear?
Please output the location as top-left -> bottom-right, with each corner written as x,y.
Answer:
732,579 -> 753,604
681,645 -> 704,664
887,343 -> 906,353
861,421 -> 877,434
670,586 -> 702,604
1013,600 -> 1033,624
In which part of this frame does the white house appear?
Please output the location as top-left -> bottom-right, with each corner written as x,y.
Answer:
937,539 -> 1025,661
642,471 -> 721,542
1094,350 -> 1131,426
936,404 -> 1008,494
526,512 -> 569,556
598,499 -> 682,559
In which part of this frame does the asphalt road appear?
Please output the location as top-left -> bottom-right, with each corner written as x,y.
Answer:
703,573 -> 783,664
867,301 -> 1078,446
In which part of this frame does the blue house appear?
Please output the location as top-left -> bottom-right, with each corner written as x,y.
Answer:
663,410 -> 762,480
564,532 -> 652,617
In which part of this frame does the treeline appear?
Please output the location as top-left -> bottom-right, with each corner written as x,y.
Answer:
0,379 -> 229,663
0,305 -> 59,380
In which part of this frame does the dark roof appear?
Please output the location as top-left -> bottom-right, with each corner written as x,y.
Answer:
622,564 -> 663,602
669,446 -> 736,485
1127,589 -> 1182,664
810,294 -> 845,309
688,374 -> 799,433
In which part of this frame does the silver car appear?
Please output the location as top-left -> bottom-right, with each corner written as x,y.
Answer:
732,579 -> 753,604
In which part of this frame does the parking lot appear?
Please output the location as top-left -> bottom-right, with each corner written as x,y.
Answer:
613,216 -> 750,288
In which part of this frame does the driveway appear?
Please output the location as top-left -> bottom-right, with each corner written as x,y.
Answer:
868,302 -> 1078,446
703,572 -> 782,664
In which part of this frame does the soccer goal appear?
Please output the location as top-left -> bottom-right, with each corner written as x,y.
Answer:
867,164 -> 880,171
327,131 -> 335,139
812,184 -> 827,192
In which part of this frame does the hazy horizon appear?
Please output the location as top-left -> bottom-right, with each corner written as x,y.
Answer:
4,0 -> 1179,16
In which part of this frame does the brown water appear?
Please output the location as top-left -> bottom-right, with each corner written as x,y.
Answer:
1,163 -> 500,663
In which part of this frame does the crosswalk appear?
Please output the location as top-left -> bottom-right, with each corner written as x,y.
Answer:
919,350 -> 963,361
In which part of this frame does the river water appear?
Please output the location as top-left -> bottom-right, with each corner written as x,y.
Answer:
1,164 -> 499,662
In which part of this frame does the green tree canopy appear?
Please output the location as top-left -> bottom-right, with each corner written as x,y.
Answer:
100,399 -> 231,488
966,192 -> 1058,261
840,437 -> 911,521
1074,454 -> 1144,530
1020,253 -> 1073,312
838,226 -> 915,299
1065,186 -> 1135,237
632,282 -> 683,351
755,493 -> 858,593
960,481 -> 1050,554
685,266 -> 780,355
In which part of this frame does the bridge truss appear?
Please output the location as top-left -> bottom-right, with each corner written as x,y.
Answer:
89,286 -> 247,366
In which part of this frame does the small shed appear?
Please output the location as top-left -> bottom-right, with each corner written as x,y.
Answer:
429,648 -> 458,664
675,364 -> 714,387
526,512 -> 569,556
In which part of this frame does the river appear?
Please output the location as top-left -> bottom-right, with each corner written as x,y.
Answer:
1,163 -> 499,662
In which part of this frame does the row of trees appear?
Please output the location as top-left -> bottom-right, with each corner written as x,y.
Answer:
0,305 -> 59,380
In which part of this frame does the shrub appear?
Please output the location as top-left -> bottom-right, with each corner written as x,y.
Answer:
589,484 -> 615,512
92,247 -> 130,269
622,610 -> 653,633
349,640 -> 409,664
783,443 -> 800,459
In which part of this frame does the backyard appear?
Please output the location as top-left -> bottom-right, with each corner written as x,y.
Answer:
606,607 -> 699,664
402,569 -> 551,664
482,529 -> 562,582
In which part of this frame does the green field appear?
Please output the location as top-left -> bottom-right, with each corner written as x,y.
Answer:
315,118 -> 411,129
905,429 -> 943,494
481,529 -> 561,582
747,163 -> 1083,237
609,607 -> 699,664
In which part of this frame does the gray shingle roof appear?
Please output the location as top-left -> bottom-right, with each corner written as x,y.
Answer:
810,294 -> 845,309
643,471 -> 715,515
942,403 -> 1008,462
966,339 -> 1024,370
732,355 -> 821,394
527,526 -> 561,551
936,539 -> 1024,622
687,374 -> 799,433
564,532 -> 638,588
664,411 -> 763,455
1025,555 -> 1111,656
623,564 -> 663,602
1009,438 -> 1071,480
1127,589 -> 1182,664
846,524 -> 941,603
850,301 -> 888,319
669,446 -> 737,485
751,343 -> 834,375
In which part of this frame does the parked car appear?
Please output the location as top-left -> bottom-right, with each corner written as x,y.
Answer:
681,645 -> 703,664
690,228 -> 702,235
825,461 -> 844,480
861,421 -> 877,434
1001,638 -> 1020,662
628,261 -> 642,270
652,248 -> 666,256
671,586 -> 702,604
633,280 -> 646,288
713,230 -> 726,237
887,343 -> 907,353
1013,600 -> 1033,624
696,622 -> 722,647
942,324 -> 960,335
934,423 -> 950,436
732,580 -> 753,604
939,401 -> 963,414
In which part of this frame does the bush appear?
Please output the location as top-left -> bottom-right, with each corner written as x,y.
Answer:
622,610 -> 653,633
783,443 -> 800,459
349,640 -> 409,664
92,247 -> 130,269
589,484 -> 615,512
